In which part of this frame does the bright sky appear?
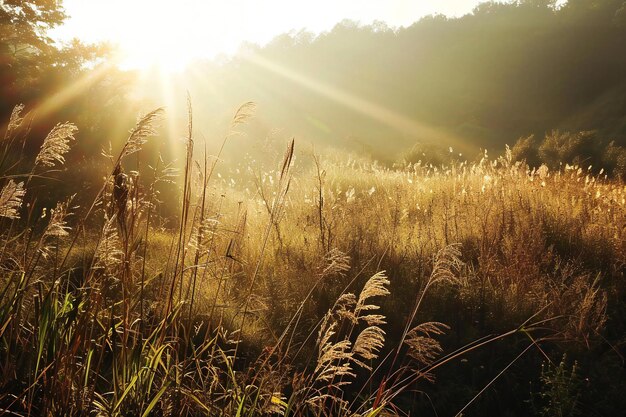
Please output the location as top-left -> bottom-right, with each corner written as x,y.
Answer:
52,0 -> 488,70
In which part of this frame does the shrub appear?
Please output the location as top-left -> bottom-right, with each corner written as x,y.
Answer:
511,134 -> 540,167
602,140 -> 626,180
538,130 -> 599,169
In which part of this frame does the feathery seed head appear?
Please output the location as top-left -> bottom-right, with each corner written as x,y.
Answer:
352,326 -> 386,370
429,244 -> 464,287
44,195 -> 75,238
94,215 -> 124,272
405,321 -> 449,367
231,101 -> 257,128
0,180 -> 25,219
334,293 -> 357,323
35,122 -> 78,168
318,248 -> 350,279
6,104 -> 25,137
355,272 -> 390,317
121,108 -> 164,159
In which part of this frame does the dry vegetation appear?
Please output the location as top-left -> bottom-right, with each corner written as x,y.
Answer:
0,104 -> 624,416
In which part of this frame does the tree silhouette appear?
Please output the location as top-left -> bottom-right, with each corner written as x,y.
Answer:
0,0 -> 106,111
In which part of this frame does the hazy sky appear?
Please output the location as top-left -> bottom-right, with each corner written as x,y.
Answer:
52,1 -> 569,69
51,0 -> 495,69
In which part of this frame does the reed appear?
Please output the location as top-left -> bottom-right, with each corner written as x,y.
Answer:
0,101 -> 621,417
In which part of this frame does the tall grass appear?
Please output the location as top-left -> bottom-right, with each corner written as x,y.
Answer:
0,103 -> 622,416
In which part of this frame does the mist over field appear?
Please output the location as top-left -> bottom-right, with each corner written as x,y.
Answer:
0,1 -> 625,416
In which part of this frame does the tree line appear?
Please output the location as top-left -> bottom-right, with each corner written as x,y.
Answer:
2,1 -> 626,173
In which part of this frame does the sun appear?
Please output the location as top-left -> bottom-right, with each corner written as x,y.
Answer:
102,4 -> 239,73
112,34 -> 215,73
52,0 -> 523,74
53,0 -> 246,73
52,1 -> 491,74
107,3 -> 244,73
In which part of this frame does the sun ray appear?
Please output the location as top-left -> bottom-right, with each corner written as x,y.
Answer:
243,52 -> 471,154
30,62 -> 114,120
157,71 -> 183,160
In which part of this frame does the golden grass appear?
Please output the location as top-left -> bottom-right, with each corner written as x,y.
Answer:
0,103 -> 622,416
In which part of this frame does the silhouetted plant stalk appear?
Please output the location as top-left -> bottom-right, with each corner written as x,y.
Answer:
165,96 -> 194,321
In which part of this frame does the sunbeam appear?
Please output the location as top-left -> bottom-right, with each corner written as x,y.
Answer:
30,62 -> 114,119
243,52 -> 471,153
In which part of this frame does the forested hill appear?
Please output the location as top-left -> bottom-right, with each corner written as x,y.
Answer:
177,0 -> 626,158
2,1 -> 626,162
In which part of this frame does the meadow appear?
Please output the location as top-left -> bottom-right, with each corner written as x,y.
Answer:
0,103 -> 624,416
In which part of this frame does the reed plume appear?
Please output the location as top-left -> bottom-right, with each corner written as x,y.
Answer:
0,179 -> 25,219
352,325 -> 386,370
314,320 -> 355,384
94,214 -> 124,273
120,108 -> 164,159
317,248 -> 350,279
355,272 -> 390,325
229,101 -> 257,135
35,122 -> 78,168
404,321 -> 450,368
43,195 -> 75,238
39,195 -> 75,258
5,104 -> 25,139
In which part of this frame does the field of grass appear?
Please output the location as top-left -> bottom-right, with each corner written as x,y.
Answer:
0,104 -> 624,416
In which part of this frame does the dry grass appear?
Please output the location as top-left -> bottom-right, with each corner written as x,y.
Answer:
0,103 -> 623,416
